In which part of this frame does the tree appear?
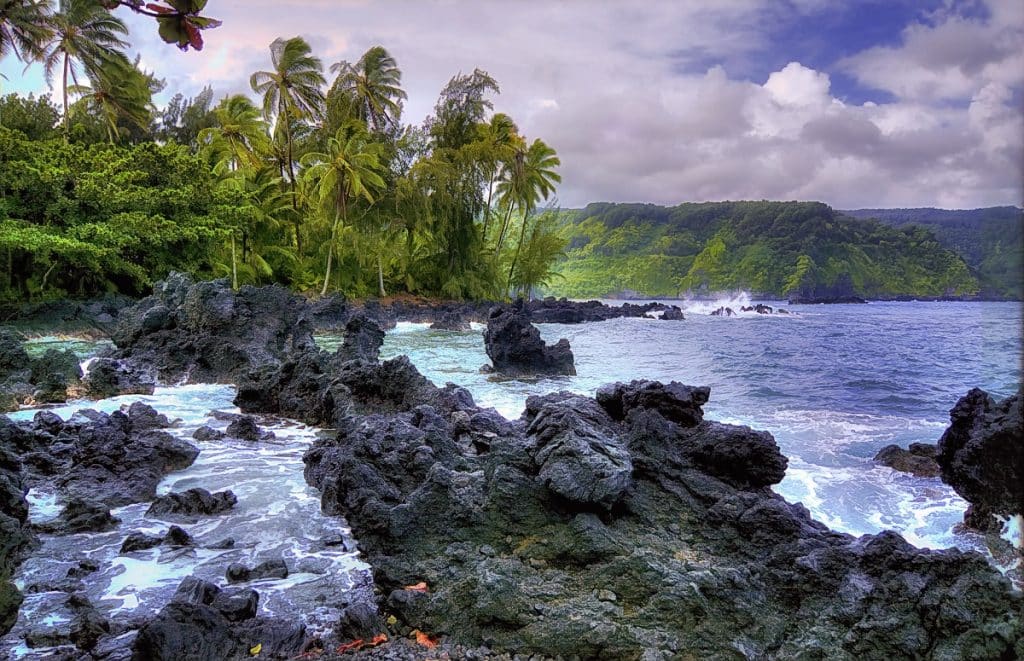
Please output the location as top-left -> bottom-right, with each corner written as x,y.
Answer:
477,112 -> 520,242
68,51 -> 153,143
0,92 -> 60,139
250,35 -> 325,252
197,94 -> 269,173
301,121 -> 386,296
156,84 -> 215,146
501,138 -> 561,295
42,0 -> 129,138
0,0 -> 53,63
100,0 -> 220,51
329,45 -> 406,133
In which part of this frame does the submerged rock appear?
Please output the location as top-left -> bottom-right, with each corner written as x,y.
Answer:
874,442 -> 940,478
937,388 -> 1023,529
483,302 -> 575,376
303,375 -> 1023,658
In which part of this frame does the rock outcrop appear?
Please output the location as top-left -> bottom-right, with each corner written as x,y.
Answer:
81,357 -> 156,399
0,331 -> 82,411
937,388 -> 1023,530
0,444 -> 32,636
111,272 -> 314,384
303,377 -> 1023,658
0,402 -> 198,507
146,488 -> 237,519
874,442 -> 940,478
483,302 -> 575,376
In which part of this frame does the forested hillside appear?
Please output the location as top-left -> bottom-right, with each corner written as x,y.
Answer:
843,207 -> 1022,298
549,201 -> 986,300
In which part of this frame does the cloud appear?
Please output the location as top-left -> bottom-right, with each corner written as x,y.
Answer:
5,0 -> 1020,209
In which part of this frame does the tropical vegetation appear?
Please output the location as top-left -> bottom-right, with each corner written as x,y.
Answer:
548,202 -> 1008,300
0,1 -> 566,302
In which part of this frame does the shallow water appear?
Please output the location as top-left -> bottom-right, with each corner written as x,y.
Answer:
2,386 -> 369,658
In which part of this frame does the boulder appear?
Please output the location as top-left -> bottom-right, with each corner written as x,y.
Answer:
82,358 -> 156,399
38,498 -> 119,534
659,306 -> 684,320
224,416 -> 273,442
483,302 -> 575,376
874,443 -> 940,478
596,379 -> 709,427
146,488 -> 237,519
335,313 -> 385,363
936,388 -> 1023,525
225,558 -> 289,584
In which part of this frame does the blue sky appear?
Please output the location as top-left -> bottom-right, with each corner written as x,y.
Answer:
2,0 -> 1021,209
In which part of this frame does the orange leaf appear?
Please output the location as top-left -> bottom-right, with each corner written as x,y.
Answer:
369,633 -> 388,647
413,630 -> 439,649
404,581 -> 429,592
334,639 -> 364,654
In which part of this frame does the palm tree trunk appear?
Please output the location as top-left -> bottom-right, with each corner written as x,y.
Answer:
231,233 -> 238,290
320,220 -> 335,297
62,53 -> 70,139
282,99 -> 302,255
506,207 -> 530,297
377,252 -> 386,298
482,167 -> 496,242
495,203 -> 515,255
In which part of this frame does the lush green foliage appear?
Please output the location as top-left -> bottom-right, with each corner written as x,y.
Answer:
1,24 -> 565,302
843,207 -> 1023,298
550,202 -> 983,299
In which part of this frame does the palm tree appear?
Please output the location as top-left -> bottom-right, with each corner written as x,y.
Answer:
330,45 -> 407,133
41,0 -> 129,138
476,112 -> 521,243
67,51 -> 152,143
199,95 -> 271,289
301,121 -> 386,296
250,35 -> 325,253
198,94 -> 270,174
501,138 -> 561,296
1,0 -> 53,64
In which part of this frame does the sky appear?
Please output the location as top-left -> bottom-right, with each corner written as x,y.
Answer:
2,0 -> 1022,210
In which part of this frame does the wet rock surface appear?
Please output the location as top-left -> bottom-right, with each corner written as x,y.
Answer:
82,357 -> 156,400
303,374 -> 1023,658
483,302 -> 576,376
0,445 -> 32,636
874,442 -> 940,478
0,330 -> 82,411
146,488 -> 238,519
937,388 -> 1023,527
111,272 -> 315,384
0,402 -> 198,507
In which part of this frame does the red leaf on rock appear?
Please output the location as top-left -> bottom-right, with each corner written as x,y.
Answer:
404,581 -> 429,592
334,639 -> 364,654
413,630 -> 439,648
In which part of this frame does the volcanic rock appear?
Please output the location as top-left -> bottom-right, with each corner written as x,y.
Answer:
874,443 -> 940,478
82,358 -> 156,399
146,488 -> 237,519
483,302 -> 575,376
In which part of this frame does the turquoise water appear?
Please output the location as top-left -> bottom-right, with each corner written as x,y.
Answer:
322,298 -> 1022,551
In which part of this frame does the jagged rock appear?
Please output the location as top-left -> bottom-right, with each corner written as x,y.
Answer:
659,306 -> 684,320
38,498 -> 119,534
429,311 -> 471,331
874,442 -> 940,478
146,488 -> 237,519
483,302 -> 575,376
710,306 -> 735,316
303,380 -> 1022,658
0,331 -> 82,410
225,558 -> 288,584
82,358 -> 156,399
133,577 -> 305,660
192,425 -> 224,442
524,297 -> 662,324
224,415 -> 274,442
597,379 -> 709,427
111,273 -> 315,384
335,313 -> 385,363
119,532 -> 163,554
0,444 -> 31,636
937,388 -> 1023,524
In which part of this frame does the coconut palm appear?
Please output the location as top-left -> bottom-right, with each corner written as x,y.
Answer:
0,0 -> 53,64
301,121 -> 386,296
197,94 -> 270,174
41,0 -> 129,137
476,112 -> 521,243
67,51 -> 152,143
330,45 -> 406,133
500,138 -> 561,295
250,35 -> 325,254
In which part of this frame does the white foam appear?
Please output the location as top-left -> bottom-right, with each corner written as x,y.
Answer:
1001,513 -> 1023,550
25,489 -> 61,523
392,321 -> 431,333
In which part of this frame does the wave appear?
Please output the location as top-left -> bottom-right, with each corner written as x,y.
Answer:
679,291 -> 793,317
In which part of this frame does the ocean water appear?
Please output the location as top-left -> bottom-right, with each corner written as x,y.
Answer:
326,299 -> 1022,551
3,300 -> 1020,656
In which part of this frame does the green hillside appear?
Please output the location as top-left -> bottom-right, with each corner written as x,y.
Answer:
842,207 -> 1023,298
548,201 -> 986,300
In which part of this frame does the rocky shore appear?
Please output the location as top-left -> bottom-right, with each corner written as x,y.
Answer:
0,275 -> 1021,659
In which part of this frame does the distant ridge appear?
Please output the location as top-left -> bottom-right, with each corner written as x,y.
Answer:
546,201 -> 1020,300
